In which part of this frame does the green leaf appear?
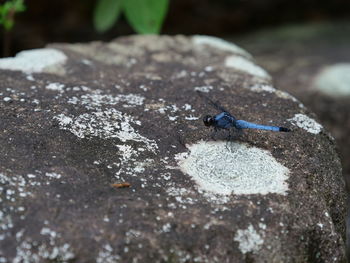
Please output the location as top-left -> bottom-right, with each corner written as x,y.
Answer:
3,19 -> 13,30
93,0 -> 121,33
123,0 -> 169,34
14,0 -> 26,12
0,0 -> 26,31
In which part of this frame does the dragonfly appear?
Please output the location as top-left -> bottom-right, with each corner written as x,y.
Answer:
197,91 -> 291,140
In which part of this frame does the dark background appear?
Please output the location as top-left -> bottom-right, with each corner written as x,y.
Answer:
3,0 -> 350,55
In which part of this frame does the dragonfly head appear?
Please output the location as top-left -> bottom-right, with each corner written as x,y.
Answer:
203,115 -> 214,127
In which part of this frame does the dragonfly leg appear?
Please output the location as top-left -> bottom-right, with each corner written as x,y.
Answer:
225,128 -> 244,151
208,127 -> 218,141
236,128 -> 244,138
176,133 -> 187,150
225,129 -> 234,151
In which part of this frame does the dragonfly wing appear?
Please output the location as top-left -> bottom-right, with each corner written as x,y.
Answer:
196,91 -> 230,113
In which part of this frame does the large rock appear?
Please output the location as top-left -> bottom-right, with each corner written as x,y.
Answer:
0,35 -> 346,262
234,22 -> 350,183
234,24 -> 350,257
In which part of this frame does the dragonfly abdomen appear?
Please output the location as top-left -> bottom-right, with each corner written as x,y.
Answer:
235,120 -> 290,132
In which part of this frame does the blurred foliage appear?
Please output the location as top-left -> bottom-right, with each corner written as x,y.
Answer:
0,0 -> 25,31
93,0 -> 121,33
94,0 -> 169,34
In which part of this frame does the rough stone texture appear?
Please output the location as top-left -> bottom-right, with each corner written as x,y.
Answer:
234,22 -> 350,182
234,22 -> 350,259
0,35 -> 346,262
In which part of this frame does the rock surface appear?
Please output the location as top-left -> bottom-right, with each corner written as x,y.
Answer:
234,24 -> 350,258
0,35 -> 346,262
234,22 -> 350,184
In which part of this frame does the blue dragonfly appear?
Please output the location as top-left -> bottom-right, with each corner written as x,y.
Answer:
197,91 -> 291,141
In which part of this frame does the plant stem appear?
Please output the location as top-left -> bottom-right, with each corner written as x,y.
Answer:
3,8 -> 15,57
3,29 -> 11,57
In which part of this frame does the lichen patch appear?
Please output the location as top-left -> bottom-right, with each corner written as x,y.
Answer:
192,35 -> 252,59
54,109 -> 157,153
46,82 -> 65,93
0,48 -> 67,74
96,244 -> 120,263
67,91 -> 145,109
234,224 -> 264,254
14,234 -> 75,263
248,84 -> 303,105
176,141 -> 289,196
249,84 -> 277,93
313,63 -> 350,97
288,114 -> 323,134
225,56 -> 270,79
194,86 -> 213,93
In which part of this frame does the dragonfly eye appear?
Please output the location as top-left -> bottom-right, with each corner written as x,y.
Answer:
203,115 -> 213,126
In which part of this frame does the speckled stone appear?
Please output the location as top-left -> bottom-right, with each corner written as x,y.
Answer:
0,35 -> 346,262
235,24 -> 350,258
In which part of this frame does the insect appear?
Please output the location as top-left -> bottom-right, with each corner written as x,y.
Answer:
111,182 -> 131,188
197,91 -> 291,141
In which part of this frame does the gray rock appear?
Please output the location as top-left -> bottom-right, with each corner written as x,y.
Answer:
233,23 -> 350,183
313,64 -> 350,98
0,35 -> 346,262
234,24 -> 350,258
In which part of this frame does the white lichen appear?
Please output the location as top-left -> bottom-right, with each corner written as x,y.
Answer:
234,224 -> 264,254
45,172 -> 62,179
249,84 -> 276,93
166,187 -> 197,205
225,56 -> 270,79
67,91 -> 145,109
192,35 -> 252,59
54,109 -> 157,153
176,141 -> 289,196
204,66 -> 214,72
96,244 -> 121,263
0,173 -> 31,234
194,86 -> 213,93
45,83 -> 65,93
313,63 -> 350,97
185,115 -> 199,120
81,59 -> 92,65
182,104 -> 192,111
115,144 -> 154,178
53,86 -> 158,182
26,74 -> 35,81
162,223 -> 171,233
248,84 -> 300,103
13,231 -> 75,263
0,48 -> 67,73
288,114 -> 322,134
147,102 -> 188,122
